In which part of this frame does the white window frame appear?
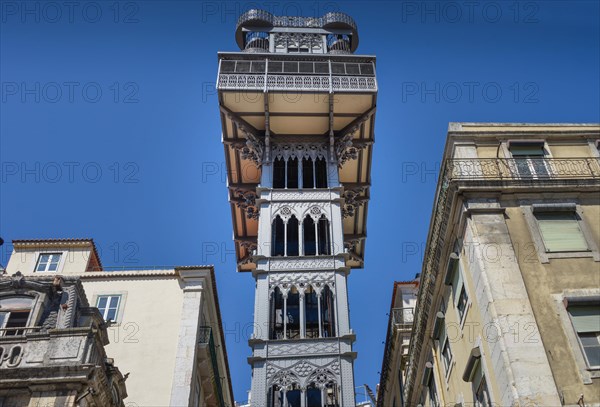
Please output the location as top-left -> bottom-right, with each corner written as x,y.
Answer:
35,252 -> 63,272
96,295 -> 122,322
567,303 -> 600,370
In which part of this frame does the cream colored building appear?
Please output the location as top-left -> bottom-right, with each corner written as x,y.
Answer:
384,123 -> 600,407
4,238 -> 234,407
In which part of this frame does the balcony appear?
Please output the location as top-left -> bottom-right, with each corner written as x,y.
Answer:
198,326 -> 225,407
391,307 -> 414,331
217,58 -> 377,92
445,157 -> 600,182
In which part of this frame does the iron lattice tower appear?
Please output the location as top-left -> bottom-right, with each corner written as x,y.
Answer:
216,10 -> 377,406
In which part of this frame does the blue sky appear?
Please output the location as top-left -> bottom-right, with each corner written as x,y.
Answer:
1,0 -> 599,403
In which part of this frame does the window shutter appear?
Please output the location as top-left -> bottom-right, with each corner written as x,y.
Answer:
452,265 -> 463,303
569,306 -> 600,333
536,212 -> 588,252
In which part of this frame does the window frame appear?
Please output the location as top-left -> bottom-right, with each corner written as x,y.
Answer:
506,140 -> 552,179
554,292 -> 600,382
567,303 -> 600,370
523,203 -> 600,263
92,293 -> 128,324
35,252 -> 63,273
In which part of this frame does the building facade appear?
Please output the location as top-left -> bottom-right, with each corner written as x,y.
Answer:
377,280 -> 419,407
4,238 -> 234,407
397,123 -> 600,407
0,272 -> 128,406
216,9 -> 377,407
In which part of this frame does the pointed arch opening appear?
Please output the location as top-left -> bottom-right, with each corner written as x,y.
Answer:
287,215 -> 299,256
305,285 -> 319,339
270,287 -> 284,340
271,215 -> 285,257
286,286 -> 300,339
315,157 -> 328,188
273,158 -> 286,188
303,216 -> 316,256
302,158 -> 314,189
321,285 -> 336,338
317,215 -> 331,255
287,157 -> 299,189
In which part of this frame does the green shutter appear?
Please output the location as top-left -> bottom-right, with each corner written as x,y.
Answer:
536,212 -> 588,252
569,306 -> 600,333
453,266 -> 463,304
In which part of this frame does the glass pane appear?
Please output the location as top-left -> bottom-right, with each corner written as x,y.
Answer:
331,63 -> 345,74
50,254 -> 60,264
268,61 -> 283,73
298,62 -> 314,73
250,61 -> 265,73
510,146 -> 544,156
579,333 -> 600,346
314,62 -> 329,74
360,63 -> 374,75
345,63 -> 360,74
235,61 -> 251,73
584,345 -> 600,367
47,263 -> 58,271
106,308 -> 117,321
97,297 -> 108,309
0,312 -> 7,328
0,297 -> 33,309
283,62 -> 298,73
109,296 -> 120,308
220,60 -> 235,73
571,306 -> 600,332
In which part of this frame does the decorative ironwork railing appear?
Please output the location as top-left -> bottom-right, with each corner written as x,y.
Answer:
0,326 -> 43,337
445,157 -> 600,181
402,156 -> 600,404
199,326 -> 225,407
218,74 -> 376,92
237,10 -> 357,31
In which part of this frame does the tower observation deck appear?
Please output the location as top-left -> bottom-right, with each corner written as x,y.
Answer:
216,10 -> 377,406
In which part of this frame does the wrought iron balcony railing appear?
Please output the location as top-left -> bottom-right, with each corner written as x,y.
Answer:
445,157 -> 600,181
217,58 -> 377,92
198,326 -> 226,407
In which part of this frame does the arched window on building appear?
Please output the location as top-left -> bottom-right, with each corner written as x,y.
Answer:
325,382 -> 340,407
306,383 -> 322,407
271,216 -> 285,256
318,215 -> 331,255
305,285 -> 319,339
321,286 -> 336,338
270,287 -> 285,340
315,157 -> 328,188
273,158 -> 286,188
303,216 -> 316,256
287,215 -> 299,256
286,287 -> 300,339
302,158 -> 314,189
287,157 -> 299,189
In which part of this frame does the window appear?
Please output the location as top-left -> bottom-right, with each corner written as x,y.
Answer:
96,295 -> 121,322
0,296 -> 34,336
441,338 -> 453,375
535,211 -> 589,252
271,216 -> 285,256
509,141 -> 549,177
427,374 -> 439,407
35,253 -> 61,272
457,286 -> 469,322
568,304 -> 600,368
273,156 -> 327,189
475,376 -> 492,407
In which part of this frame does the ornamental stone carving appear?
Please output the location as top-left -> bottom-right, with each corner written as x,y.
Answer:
342,187 -> 366,218
268,340 -> 338,357
270,202 -> 330,222
271,143 -> 328,162
268,271 -> 335,291
234,189 -> 259,220
266,359 -> 340,387
268,258 -> 336,272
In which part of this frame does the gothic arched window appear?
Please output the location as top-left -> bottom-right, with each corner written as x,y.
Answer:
315,157 -> 328,188
287,215 -> 299,256
318,215 -> 331,255
270,287 -> 284,340
302,158 -> 314,189
287,157 -> 299,189
305,285 -> 319,339
271,216 -> 285,256
286,287 -> 300,339
303,216 -> 316,256
273,158 -> 286,188
321,286 -> 336,338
